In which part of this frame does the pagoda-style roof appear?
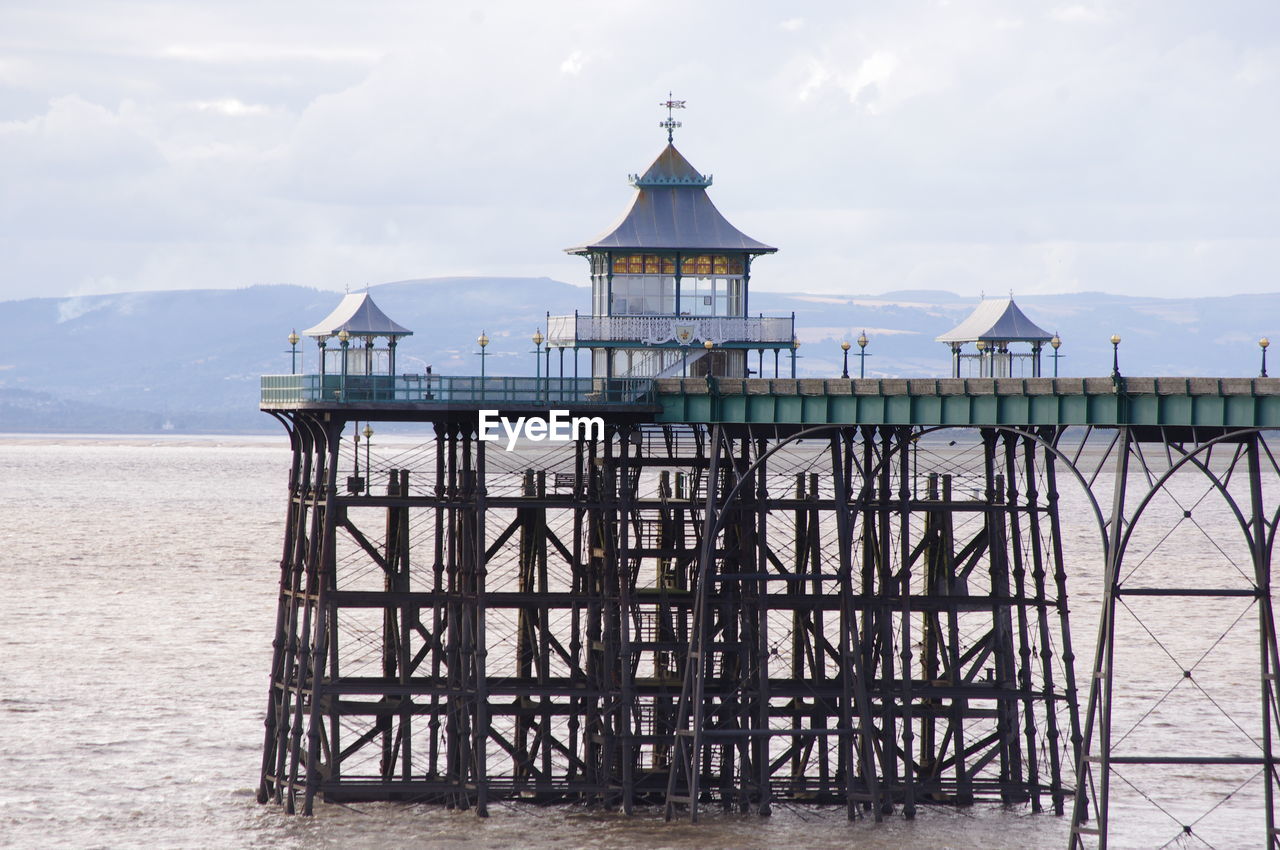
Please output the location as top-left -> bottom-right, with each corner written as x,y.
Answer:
567,143 -> 776,255
303,291 -> 413,339
629,144 -> 713,188
936,297 -> 1052,344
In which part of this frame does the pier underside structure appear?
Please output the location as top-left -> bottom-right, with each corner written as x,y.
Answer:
257,377 -> 1280,848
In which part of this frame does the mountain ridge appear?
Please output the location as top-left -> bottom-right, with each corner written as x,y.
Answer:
1,277 -> 1275,433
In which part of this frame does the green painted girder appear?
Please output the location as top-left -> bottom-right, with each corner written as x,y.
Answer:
653,376 -> 1280,428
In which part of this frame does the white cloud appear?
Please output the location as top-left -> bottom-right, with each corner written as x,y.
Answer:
158,43 -> 382,64
0,0 -> 1276,303
190,98 -> 271,116
560,50 -> 586,74
1050,5 -> 1108,24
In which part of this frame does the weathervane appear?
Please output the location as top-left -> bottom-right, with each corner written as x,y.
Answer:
659,92 -> 685,143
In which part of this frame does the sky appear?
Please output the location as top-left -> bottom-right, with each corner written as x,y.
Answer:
1,0 -> 1278,303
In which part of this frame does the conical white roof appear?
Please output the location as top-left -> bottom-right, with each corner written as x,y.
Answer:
935,297 -> 1051,344
303,292 -> 412,339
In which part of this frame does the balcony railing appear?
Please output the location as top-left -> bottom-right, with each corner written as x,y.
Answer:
261,374 -> 656,406
546,313 -> 794,347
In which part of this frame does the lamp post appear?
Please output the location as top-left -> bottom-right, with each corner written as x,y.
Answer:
338,329 -> 350,401
857,331 -> 869,379
350,426 -> 363,494
362,423 -> 373,489
477,331 -> 490,400
840,340 -> 851,379
791,337 -> 800,379
1261,337 -> 1270,378
704,339 -> 714,379
532,328 -> 544,402
1050,333 -> 1062,378
288,330 -> 300,375
1110,334 -> 1122,378
976,339 -> 987,378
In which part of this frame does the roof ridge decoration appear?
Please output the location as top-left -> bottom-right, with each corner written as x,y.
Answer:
628,143 -> 713,188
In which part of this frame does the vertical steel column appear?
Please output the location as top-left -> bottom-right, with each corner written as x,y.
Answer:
1247,433 -> 1280,847
1071,426 -> 1132,848
302,417 -> 344,815
1003,433 -> 1042,811
829,430 -> 884,820
663,424 -> 726,823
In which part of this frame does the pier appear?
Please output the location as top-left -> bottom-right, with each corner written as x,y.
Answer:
256,375 -> 1280,847
254,116 -> 1280,847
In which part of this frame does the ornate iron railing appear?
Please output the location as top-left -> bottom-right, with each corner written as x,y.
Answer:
261,374 -> 656,406
546,313 -> 794,347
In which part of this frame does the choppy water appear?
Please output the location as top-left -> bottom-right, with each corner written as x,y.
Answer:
0,434 -> 1274,848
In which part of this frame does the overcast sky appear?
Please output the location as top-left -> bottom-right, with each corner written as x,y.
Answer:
1,0 -> 1277,303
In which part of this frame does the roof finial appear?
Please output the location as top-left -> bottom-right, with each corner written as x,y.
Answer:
659,91 -> 686,143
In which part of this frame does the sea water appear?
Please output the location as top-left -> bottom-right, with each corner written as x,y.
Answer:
0,435 -> 1270,849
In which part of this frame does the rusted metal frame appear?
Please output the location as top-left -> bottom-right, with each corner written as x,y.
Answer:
872,427 -> 900,807
397,469 -> 414,781
258,411 -> 304,804
829,428 -> 884,820
302,415 -> 345,814
338,517 -> 391,572
805,468 -> 834,795
848,427 -> 885,809
616,426 -> 639,813
426,432 -> 447,781
752,432 -> 774,816
566,437 -> 587,791
980,427 -> 1024,804
1003,432 -> 1043,812
936,469 -> 974,807
444,427 -> 470,810
378,468 -> 406,781
282,414 -> 326,813
1044,431 -> 1083,821
471,429 -> 491,816
513,470 -> 539,792
894,426 -> 919,818
726,431 -> 760,813
663,423 -> 727,822
788,468 -> 811,786
536,470 -> 555,791
917,470 -> 945,793
582,429 -> 609,802
1023,429 -> 1067,814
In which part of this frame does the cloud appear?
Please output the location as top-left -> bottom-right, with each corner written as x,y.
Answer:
190,98 -> 272,116
1050,5 -> 1108,24
0,0 -> 1277,305
560,50 -> 587,74
0,95 -> 163,179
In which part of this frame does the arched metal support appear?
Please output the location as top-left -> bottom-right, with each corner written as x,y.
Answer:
1069,427 -> 1280,849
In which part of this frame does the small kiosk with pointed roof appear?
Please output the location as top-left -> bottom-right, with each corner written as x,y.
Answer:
936,296 -> 1053,378
548,98 -> 795,380
302,290 -> 413,400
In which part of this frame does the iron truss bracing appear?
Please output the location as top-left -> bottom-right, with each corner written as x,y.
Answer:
255,410 -> 1280,846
